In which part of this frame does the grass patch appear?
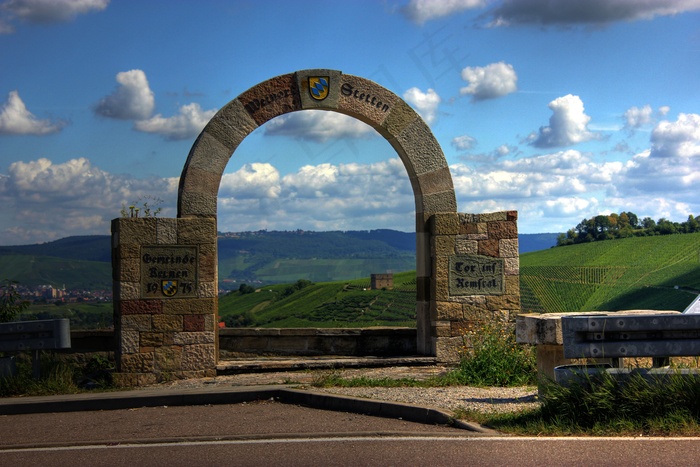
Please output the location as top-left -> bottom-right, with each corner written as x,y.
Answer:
0,352 -> 114,397
473,372 -> 700,436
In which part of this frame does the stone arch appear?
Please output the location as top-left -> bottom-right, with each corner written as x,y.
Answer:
177,69 -> 457,353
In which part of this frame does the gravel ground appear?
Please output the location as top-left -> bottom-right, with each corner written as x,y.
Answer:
148,365 -> 539,415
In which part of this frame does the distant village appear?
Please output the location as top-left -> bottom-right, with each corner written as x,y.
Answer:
15,284 -> 112,304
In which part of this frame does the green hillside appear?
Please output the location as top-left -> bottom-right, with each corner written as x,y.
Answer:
219,271 -> 417,328
520,232 -> 700,313
0,255 -> 111,289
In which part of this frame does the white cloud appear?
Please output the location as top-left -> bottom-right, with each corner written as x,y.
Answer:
134,102 -> 216,141
401,0 -> 486,24
460,62 -> 518,101
0,0 -> 108,32
623,104 -> 653,129
219,163 -> 281,200
485,0 -> 700,27
94,69 -> 155,120
650,113 -> 700,158
0,157 -> 176,244
452,135 -> 477,151
403,87 -> 441,124
264,110 -> 377,142
530,94 -> 596,148
0,90 -> 65,135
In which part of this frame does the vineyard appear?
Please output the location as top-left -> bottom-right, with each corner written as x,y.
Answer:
520,232 -> 700,312
218,271 -> 418,328
220,233 -> 700,328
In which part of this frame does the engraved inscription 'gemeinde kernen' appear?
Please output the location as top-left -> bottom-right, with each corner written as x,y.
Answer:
140,246 -> 198,299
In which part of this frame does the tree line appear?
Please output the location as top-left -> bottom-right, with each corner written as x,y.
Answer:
556,212 -> 700,246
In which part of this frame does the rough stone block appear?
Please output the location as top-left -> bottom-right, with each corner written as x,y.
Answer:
338,74 -> 398,127
431,235 -> 455,256
154,346 -> 183,372
120,352 -> 154,373
382,98 -> 419,140
395,118 -> 448,177
415,167 -> 455,197
122,315 -> 152,332
454,237 -> 478,255
183,314 -> 205,332
121,330 -> 140,354
163,298 -> 215,315
197,281 -> 217,298
430,212 -> 460,235
121,300 -> 163,315
434,301 -> 463,320
487,221 -> 517,240
434,321 -> 452,337
173,331 -> 215,345
478,212 -> 508,222
238,73 -> 301,126
116,257 -> 140,282
500,238 -> 519,258
152,314 -> 183,332
296,69 -> 342,110
115,219 -> 157,245
179,167 -> 222,198
504,257 -> 520,276
505,275 -> 520,295
435,336 -> 462,363
418,191 -> 458,214
178,191 -> 217,218
181,344 -> 216,371
198,243 -> 217,281
202,98 -> 258,154
114,281 -> 139,301
141,332 -> 164,347
478,239 -> 499,256
178,218 -> 217,244
156,218 -> 178,244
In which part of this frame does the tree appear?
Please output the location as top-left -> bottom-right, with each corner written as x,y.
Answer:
0,280 -> 29,323
238,283 -> 255,294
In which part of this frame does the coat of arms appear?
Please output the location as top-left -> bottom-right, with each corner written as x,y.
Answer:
308,76 -> 330,101
162,280 -> 178,297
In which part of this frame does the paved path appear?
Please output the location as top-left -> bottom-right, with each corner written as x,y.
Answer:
2,401 -> 698,466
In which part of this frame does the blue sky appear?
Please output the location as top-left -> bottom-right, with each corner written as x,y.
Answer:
1,0 -> 699,244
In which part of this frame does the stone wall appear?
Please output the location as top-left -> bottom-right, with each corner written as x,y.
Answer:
111,217 -> 218,385
430,210 -> 520,362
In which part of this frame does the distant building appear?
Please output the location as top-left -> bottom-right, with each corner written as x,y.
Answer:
370,273 -> 393,290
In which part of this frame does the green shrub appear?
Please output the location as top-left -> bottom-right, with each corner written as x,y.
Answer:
449,320 -> 537,387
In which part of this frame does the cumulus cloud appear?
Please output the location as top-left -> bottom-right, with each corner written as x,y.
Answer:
460,62 -> 518,101
623,104 -> 653,130
219,163 -> 281,200
94,69 -> 155,120
0,0 -> 108,32
264,110 -> 377,142
403,87 -> 441,124
0,90 -> 65,135
650,113 -> 700,158
0,157 -> 176,244
134,102 -> 216,141
530,94 -> 596,148
401,0 -> 486,24
483,0 -> 700,28
452,135 -> 477,151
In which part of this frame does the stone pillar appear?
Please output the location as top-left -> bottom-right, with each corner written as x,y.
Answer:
430,211 -> 520,362
111,217 -> 218,386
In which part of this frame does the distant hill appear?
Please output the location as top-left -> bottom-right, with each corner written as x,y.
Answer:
0,230 -> 559,288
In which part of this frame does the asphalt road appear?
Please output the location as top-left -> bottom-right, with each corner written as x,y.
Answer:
2,401 -> 700,466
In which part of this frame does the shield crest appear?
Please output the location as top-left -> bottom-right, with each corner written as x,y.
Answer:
308,76 -> 330,101
162,280 -> 178,297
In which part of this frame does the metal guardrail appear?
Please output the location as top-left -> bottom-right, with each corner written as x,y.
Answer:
562,314 -> 700,366
0,319 -> 71,378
